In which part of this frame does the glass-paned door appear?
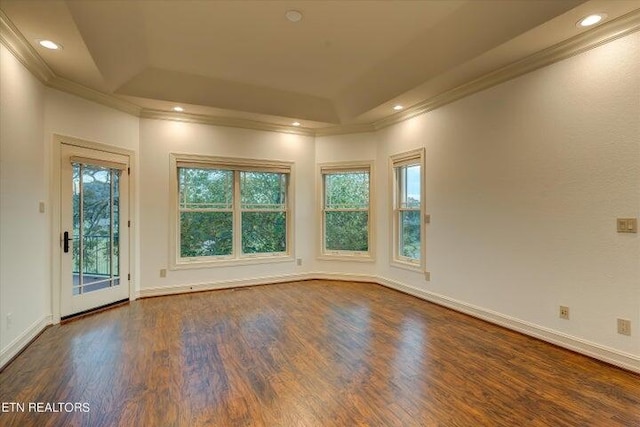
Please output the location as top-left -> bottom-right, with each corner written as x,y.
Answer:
61,144 -> 130,317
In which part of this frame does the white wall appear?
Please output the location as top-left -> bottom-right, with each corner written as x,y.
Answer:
0,44 -> 48,359
138,119 -> 315,292
44,89 -> 140,152
376,32 -> 640,357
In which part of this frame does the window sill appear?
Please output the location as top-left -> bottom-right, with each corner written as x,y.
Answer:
317,253 -> 375,263
172,254 -> 294,270
390,259 -> 424,273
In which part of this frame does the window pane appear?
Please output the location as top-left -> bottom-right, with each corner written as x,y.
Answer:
241,172 -> 286,209
399,165 -> 421,208
82,236 -> 110,284
242,212 -> 286,254
325,172 -> 369,209
179,168 -> 232,209
72,164 -> 81,274
325,211 -> 368,251
180,212 -> 232,257
400,210 -> 421,260
81,165 -> 112,278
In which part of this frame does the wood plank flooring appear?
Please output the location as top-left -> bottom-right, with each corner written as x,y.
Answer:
0,280 -> 638,426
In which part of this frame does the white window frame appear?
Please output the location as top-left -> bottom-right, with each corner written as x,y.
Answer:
390,148 -> 425,271
170,153 -> 294,269
318,161 -> 375,261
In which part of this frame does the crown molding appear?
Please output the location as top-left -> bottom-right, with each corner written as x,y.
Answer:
2,7 -> 639,137
49,77 -> 142,116
314,122 -> 376,136
374,9 -> 640,131
0,9 -> 141,117
0,9 -> 55,83
140,109 -> 315,136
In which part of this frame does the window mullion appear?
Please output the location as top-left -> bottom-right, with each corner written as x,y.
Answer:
234,170 -> 241,258
241,209 -> 285,213
324,208 -> 368,212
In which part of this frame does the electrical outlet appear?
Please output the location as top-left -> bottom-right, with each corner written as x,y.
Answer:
6,313 -> 12,328
296,258 -> 302,266
617,319 -> 631,336
160,269 -> 167,278
559,306 -> 570,320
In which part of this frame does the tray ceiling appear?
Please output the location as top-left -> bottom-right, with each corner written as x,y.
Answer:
1,0 -> 639,132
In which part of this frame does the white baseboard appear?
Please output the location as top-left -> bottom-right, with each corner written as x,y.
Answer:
376,276 -> 640,374
308,271 -> 379,283
1,314 -> 52,370
137,271 -> 379,299
138,272 -> 315,298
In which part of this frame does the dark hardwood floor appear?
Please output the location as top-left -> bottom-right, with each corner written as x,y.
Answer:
1,280 -> 638,426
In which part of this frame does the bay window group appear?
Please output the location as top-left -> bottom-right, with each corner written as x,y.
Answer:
172,150 -> 425,270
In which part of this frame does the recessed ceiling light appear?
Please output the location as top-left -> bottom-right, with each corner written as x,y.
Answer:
38,39 -> 62,50
285,10 -> 303,23
393,105 -> 404,111
577,13 -> 607,27
173,106 -> 184,112
292,122 -> 301,127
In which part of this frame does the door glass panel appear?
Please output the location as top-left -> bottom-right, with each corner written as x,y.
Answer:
72,163 -> 122,295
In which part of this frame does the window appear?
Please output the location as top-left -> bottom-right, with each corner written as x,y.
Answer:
171,154 -> 292,267
391,149 -> 425,268
240,172 -> 287,254
320,162 -> 373,259
179,168 -> 233,257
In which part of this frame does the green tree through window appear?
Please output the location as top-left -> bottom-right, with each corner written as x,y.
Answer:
392,149 -> 424,266
322,167 -> 371,253
241,172 -> 287,254
72,164 -> 120,278
179,168 -> 233,257
398,164 -> 421,260
177,163 -> 290,260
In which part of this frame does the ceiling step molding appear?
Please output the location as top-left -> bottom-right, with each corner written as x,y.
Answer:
140,109 -> 315,136
50,77 -> 142,116
373,9 -> 640,131
0,9 -> 55,83
0,9 -> 141,117
314,122 -> 376,137
2,8 -> 639,137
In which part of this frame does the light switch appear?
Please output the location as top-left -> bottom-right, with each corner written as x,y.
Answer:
617,219 -> 626,232
617,218 -> 637,233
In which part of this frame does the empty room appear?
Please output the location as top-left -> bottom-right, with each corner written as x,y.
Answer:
0,0 -> 639,426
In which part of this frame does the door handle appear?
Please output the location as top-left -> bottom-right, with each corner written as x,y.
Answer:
63,231 -> 72,253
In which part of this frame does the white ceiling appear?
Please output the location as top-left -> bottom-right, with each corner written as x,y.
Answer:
1,0 -> 639,130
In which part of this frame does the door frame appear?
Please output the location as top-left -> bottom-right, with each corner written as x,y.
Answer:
51,134 -> 137,323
